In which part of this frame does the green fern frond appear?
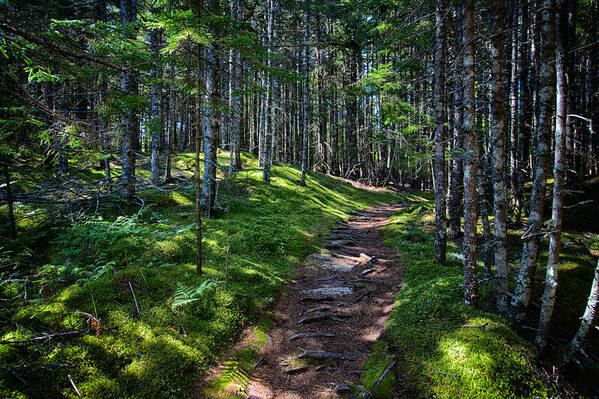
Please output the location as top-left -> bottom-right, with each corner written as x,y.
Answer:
172,280 -> 220,308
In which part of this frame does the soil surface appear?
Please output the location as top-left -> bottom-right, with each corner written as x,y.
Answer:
202,203 -> 408,399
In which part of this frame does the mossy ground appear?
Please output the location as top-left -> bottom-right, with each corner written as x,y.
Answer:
0,151 -> 396,398
380,180 -> 599,398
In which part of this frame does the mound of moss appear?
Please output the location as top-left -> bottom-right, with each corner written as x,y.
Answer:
0,151 -> 396,398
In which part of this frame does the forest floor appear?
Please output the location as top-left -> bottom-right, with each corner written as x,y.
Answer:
1,152 -> 597,398
200,203 -> 410,399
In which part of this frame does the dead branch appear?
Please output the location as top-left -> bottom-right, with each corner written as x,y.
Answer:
0,330 -> 84,345
368,359 -> 397,396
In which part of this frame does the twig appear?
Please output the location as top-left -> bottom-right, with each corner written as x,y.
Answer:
368,359 -> 397,395
67,374 -> 83,398
0,330 -> 83,345
449,322 -> 489,329
129,282 -> 140,315
563,200 -> 593,209
1,367 -> 28,385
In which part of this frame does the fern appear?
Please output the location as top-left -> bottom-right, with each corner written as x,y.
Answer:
172,280 -> 220,308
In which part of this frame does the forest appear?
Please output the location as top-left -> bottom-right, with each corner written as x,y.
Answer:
0,0 -> 598,397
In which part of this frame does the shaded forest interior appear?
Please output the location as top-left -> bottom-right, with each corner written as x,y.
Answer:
1,0 -> 599,397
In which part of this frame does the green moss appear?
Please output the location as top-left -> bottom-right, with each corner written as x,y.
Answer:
0,151 -> 396,398
360,342 -> 396,399
382,204 -> 555,399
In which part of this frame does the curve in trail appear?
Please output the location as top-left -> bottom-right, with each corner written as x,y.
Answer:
205,203 -> 408,399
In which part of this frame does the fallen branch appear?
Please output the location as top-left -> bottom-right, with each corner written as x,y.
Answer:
0,331 -> 83,345
449,322 -> 489,329
563,200 -> 593,209
284,366 -> 308,374
368,359 -> 397,395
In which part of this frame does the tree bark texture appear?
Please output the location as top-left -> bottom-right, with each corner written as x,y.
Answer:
511,0 -> 556,324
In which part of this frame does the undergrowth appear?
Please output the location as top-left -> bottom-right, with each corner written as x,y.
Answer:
0,151 -> 396,398
382,202 -> 558,399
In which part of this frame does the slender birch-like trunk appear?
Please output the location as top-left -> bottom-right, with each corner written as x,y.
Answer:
510,0 -> 556,324
490,0 -> 509,314
448,11 -> 463,239
536,0 -> 567,350
565,258 -> 599,364
200,39 -> 220,217
459,1 -> 478,306
262,0 -> 275,183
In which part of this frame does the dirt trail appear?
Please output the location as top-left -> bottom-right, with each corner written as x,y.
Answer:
206,203 -> 408,399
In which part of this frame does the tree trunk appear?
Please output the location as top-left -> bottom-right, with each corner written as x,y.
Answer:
119,0 -> 137,198
536,0 -> 567,350
448,9 -> 463,239
228,0 -> 242,174
164,63 -> 175,182
195,43 -> 203,274
300,0 -> 311,187
433,0 -> 447,265
262,0 -> 275,183
3,165 -> 16,239
515,0 -> 532,223
565,258 -> 599,364
150,3 -> 161,184
490,0 -> 509,314
510,0 -> 556,324
460,1 -> 478,307
200,41 -> 220,217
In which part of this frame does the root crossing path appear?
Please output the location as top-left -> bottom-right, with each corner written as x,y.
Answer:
208,203 -> 408,399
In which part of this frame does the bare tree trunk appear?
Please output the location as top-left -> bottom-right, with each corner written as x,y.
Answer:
490,0 -> 509,314
262,0 -> 275,183
195,42 -> 203,274
119,0 -> 137,198
510,0 -> 556,324
164,63 -> 175,182
460,1 -> 478,307
200,41 -> 220,217
3,165 -> 16,239
448,11 -> 463,239
477,111 -> 493,277
515,0 -> 532,224
228,0 -> 242,174
300,0 -> 311,187
536,0 -> 566,350
565,258 -> 599,364
150,3 -> 161,184
433,0 -> 447,265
